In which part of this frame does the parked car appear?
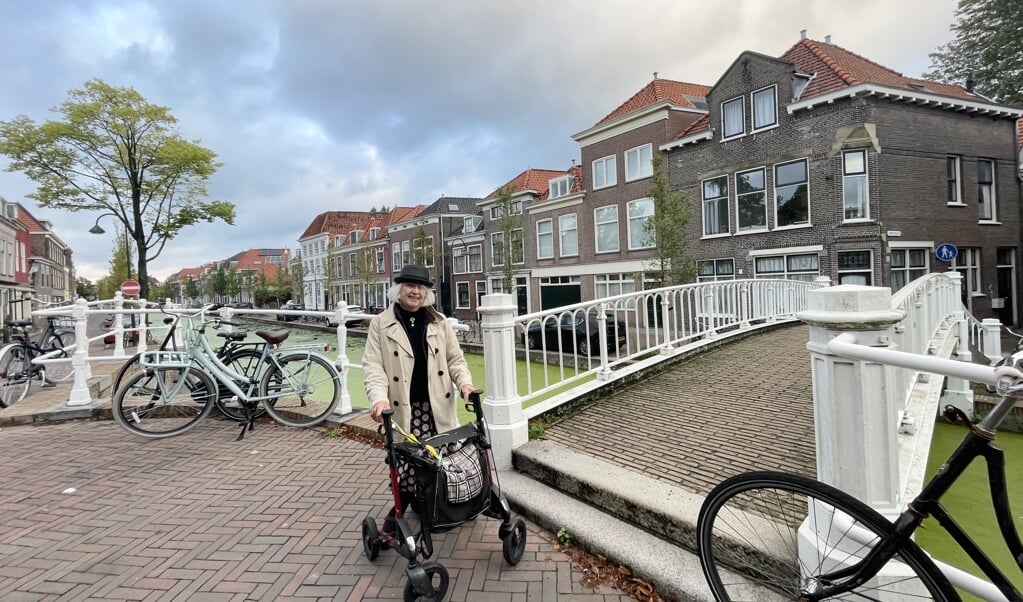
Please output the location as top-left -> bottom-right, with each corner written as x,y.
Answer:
326,305 -> 367,328
524,313 -> 627,356
229,302 -> 254,309
276,301 -> 304,321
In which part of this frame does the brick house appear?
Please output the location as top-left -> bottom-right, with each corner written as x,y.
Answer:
661,36 -> 1023,322
0,198 -> 32,321
16,203 -> 74,310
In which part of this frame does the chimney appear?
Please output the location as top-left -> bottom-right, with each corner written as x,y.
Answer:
825,34 -> 831,43
965,72 -> 975,93
800,29 -> 807,40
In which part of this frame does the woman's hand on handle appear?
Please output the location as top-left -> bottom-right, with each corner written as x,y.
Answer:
370,400 -> 390,423
460,384 -> 476,401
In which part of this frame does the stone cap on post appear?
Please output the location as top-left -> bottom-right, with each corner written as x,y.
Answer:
796,284 -> 905,331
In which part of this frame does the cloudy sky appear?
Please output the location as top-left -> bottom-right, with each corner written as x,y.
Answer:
0,0 -> 960,283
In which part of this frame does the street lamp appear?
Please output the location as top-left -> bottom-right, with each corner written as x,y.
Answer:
89,213 -> 132,281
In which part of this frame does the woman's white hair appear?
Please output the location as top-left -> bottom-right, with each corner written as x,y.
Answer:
388,282 -> 436,307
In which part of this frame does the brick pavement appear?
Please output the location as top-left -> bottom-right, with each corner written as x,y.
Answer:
542,324 -> 817,496
0,420 -> 633,601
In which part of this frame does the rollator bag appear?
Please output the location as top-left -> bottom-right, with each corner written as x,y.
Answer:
413,436 -> 491,532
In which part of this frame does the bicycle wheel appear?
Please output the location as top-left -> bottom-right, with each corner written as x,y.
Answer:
697,471 -> 954,601
41,331 -> 76,383
259,352 -> 340,427
0,345 -> 31,408
111,352 -> 143,394
112,367 -> 217,438
214,348 -> 267,422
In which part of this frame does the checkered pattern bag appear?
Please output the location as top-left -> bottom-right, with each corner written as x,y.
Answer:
442,443 -> 484,504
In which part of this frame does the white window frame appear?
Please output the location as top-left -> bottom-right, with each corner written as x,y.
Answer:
549,176 -> 572,199
702,175 -> 729,237
468,244 -> 483,272
735,167 -> 767,233
721,96 -> 745,140
452,246 -> 468,274
463,215 -> 476,233
510,200 -> 523,215
490,206 -> 503,220
510,228 -> 524,265
842,150 -> 869,222
475,280 -> 487,307
491,233 -> 504,267
536,219 -> 554,259
837,250 -> 873,285
595,273 -> 635,298
697,259 -> 735,282
890,247 -> 929,292
978,159 -> 997,222
952,247 -> 982,296
375,248 -> 385,273
391,243 -> 400,271
456,281 -> 470,309
625,144 -> 653,182
946,156 -> 963,206
369,227 -> 380,240
594,205 -> 620,253
627,198 -> 655,250
753,252 -> 820,282
593,155 -> 617,189
751,85 -> 777,131
401,240 -> 411,267
559,213 -> 578,257
774,158 -> 810,229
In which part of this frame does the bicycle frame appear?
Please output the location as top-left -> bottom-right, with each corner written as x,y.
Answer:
815,398 -> 1023,601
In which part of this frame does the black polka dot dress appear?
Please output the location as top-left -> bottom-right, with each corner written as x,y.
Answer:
394,306 -> 434,498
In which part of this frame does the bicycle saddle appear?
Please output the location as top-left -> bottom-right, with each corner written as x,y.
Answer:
216,331 -> 248,342
255,330 -> 290,345
8,319 -> 31,327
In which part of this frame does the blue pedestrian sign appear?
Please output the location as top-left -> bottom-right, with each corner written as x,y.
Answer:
935,243 -> 958,262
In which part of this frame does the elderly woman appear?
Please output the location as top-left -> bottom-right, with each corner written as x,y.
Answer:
363,264 -> 476,534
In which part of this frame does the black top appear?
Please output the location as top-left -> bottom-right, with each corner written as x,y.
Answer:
395,304 -> 429,403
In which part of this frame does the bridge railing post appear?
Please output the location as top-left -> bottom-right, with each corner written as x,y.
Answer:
478,293 -> 527,470
67,298 -> 93,406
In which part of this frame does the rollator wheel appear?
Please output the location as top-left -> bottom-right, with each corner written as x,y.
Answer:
404,561 -> 449,602
501,518 -> 527,565
362,517 -> 381,561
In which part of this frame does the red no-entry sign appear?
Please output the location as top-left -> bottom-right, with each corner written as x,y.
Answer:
120,280 -> 141,296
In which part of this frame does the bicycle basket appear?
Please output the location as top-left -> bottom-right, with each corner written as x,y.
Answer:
140,350 -> 191,369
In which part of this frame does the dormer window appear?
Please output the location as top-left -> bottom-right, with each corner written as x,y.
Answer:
463,215 -> 482,233
722,97 -> 745,139
751,85 -> 777,131
335,235 -> 345,246
549,175 -> 573,199
350,230 -> 362,243
369,227 -> 380,240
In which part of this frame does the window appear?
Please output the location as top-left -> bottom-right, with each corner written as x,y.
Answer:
837,250 -> 872,285
559,214 -> 578,257
510,228 -> 524,264
475,280 -> 486,307
752,86 -> 777,130
593,155 -> 617,189
401,240 -> 411,268
625,144 -> 653,181
463,215 -> 477,233
946,156 -> 962,204
736,168 -> 767,232
627,198 -> 655,249
952,248 -> 982,297
890,248 -> 928,292
843,150 -> 868,220
375,248 -> 385,272
391,243 -> 400,271
536,219 -> 553,259
978,159 -> 996,221
349,253 -> 357,276
414,235 -> 434,267
468,245 -> 483,272
453,247 -> 468,274
755,253 -> 819,281
549,176 -> 572,199
491,233 -> 504,266
722,97 -> 745,139
697,259 -> 735,282
594,206 -> 619,253
774,159 -> 809,227
456,282 -> 470,309
490,206 -> 503,220
350,231 -> 362,243
596,273 -> 635,298
510,200 -> 522,215
702,176 -> 729,236
369,227 -> 380,240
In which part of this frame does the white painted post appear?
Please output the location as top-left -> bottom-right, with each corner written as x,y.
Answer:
478,293 -> 527,469
333,305 -> 351,415
981,318 -> 1003,364
113,292 -> 126,357
67,298 -> 93,406
797,285 -> 906,517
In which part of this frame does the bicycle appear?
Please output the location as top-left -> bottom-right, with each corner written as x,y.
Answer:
456,319 -> 481,344
0,313 -> 77,408
111,314 -> 273,422
695,351 -> 1023,600
111,305 -> 341,439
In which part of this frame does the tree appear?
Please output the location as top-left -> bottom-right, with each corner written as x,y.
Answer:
0,79 -> 236,299
411,225 -> 435,268
924,0 -> 1023,106
183,276 -> 199,303
75,277 -> 95,299
492,185 -> 523,292
352,247 -> 379,308
644,155 -> 696,286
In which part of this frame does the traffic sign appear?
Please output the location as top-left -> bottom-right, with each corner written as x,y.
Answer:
935,243 -> 958,263
120,280 -> 141,296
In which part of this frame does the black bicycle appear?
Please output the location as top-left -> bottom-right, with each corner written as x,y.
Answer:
0,315 -> 77,408
696,358 -> 1023,600
112,314 -> 280,422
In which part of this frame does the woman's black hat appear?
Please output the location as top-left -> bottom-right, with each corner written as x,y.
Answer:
394,265 -> 434,287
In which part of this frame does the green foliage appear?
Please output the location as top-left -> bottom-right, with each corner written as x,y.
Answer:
75,277 -> 95,299
493,185 -> 523,292
644,155 -> 696,286
183,276 -> 199,301
323,427 -> 344,439
556,527 -> 571,546
412,225 -> 435,268
924,0 -> 1023,106
351,248 -> 378,307
0,79 -> 236,299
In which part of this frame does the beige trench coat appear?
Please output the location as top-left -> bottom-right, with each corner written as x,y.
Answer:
363,305 -> 473,434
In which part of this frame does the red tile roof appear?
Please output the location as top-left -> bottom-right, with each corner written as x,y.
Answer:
781,38 -> 989,104
487,168 -> 568,199
595,79 -> 712,126
15,204 -> 46,233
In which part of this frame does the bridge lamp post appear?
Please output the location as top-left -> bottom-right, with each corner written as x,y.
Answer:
88,213 -> 132,281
